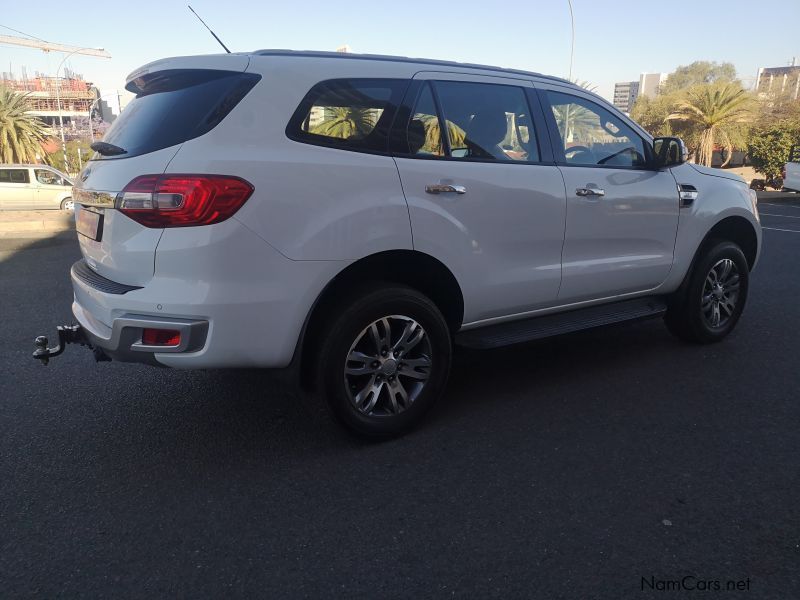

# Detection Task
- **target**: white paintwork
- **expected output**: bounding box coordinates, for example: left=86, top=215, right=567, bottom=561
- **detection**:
left=785, top=158, right=800, bottom=192
left=74, top=145, right=182, bottom=286
left=68, top=51, right=762, bottom=369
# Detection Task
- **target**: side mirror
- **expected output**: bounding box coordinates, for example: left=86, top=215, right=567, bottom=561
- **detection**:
left=653, top=137, right=688, bottom=168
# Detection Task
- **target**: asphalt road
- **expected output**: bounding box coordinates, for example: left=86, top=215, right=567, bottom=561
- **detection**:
left=2, top=199, right=799, bottom=598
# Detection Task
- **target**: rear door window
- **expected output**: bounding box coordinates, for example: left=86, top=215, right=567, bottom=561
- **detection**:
left=287, top=79, right=408, bottom=153
left=96, top=69, right=261, bottom=159
left=398, top=81, right=541, bottom=163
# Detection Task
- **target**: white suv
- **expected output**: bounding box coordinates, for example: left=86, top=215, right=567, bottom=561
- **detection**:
left=34, top=51, right=762, bottom=437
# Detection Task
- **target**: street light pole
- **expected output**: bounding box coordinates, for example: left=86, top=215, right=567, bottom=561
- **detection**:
left=567, top=0, right=575, bottom=82
left=54, top=46, right=106, bottom=173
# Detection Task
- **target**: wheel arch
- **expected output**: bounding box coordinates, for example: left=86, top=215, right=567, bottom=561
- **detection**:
left=295, top=249, right=464, bottom=391
left=701, top=215, right=759, bottom=269
left=671, top=215, right=759, bottom=305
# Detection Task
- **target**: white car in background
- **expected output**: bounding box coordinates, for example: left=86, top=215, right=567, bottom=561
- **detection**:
left=784, top=145, right=800, bottom=192
left=33, top=51, right=762, bottom=437
left=0, top=165, right=74, bottom=210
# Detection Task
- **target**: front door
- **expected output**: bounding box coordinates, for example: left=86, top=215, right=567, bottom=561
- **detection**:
left=539, top=87, right=680, bottom=303
left=33, top=168, right=69, bottom=208
left=392, top=74, right=566, bottom=325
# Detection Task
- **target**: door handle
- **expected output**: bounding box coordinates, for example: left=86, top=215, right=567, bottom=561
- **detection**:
left=575, top=187, right=605, bottom=197
left=425, top=183, right=467, bottom=195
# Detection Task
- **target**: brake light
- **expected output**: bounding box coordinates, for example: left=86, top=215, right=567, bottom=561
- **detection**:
left=117, top=174, right=253, bottom=227
left=142, top=328, right=181, bottom=346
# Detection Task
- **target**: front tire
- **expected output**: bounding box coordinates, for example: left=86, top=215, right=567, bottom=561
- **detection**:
left=60, top=197, right=74, bottom=211
left=665, top=240, right=749, bottom=343
left=316, top=284, right=452, bottom=438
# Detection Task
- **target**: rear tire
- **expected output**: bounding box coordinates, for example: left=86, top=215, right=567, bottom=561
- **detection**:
left=316, top=284, right=452, bottom=438
left=665, top=240, right=749, bottom=343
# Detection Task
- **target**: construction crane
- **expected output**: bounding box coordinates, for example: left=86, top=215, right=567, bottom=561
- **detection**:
left=0, top=34, right=111, bottom=58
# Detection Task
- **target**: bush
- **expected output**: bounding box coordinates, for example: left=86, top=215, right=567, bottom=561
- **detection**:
left=747, top=127, right=797, bottom=180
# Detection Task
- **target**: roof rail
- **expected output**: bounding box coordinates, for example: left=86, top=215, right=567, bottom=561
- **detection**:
left=251, top=49, right=571, bottom=85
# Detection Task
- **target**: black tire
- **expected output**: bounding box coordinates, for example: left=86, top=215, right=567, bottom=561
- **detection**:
left=316, top=284, right=452, bottom=438
left=665, top=240, right=749, bottom=343
left=60, top=197, right=74, bottom=211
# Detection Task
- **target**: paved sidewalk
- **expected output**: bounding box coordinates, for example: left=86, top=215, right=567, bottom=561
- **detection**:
left=0, top=210, right=74, bottom=235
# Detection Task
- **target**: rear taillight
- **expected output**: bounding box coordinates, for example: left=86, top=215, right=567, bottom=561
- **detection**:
left=117, top=174, right=253, bottom=228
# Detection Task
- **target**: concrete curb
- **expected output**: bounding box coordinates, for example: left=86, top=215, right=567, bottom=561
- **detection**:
left=0, top=211, right=74, bottom=234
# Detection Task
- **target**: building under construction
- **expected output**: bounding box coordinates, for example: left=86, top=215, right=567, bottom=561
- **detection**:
left=0, top=69, right=96, bottom=137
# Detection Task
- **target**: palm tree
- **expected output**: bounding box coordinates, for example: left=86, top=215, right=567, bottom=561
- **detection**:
left=310, top=106, right=378, bottom=139
left=667, top=82, right=754, bottom=167
left=0, top=87, right=50, bottom=163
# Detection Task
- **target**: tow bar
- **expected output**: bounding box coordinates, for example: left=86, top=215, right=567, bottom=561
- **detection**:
left=32, top=325, right=111, bottom=365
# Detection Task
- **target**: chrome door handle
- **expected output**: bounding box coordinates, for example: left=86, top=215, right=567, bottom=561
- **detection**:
left=425, top=184, right=467, bottom=195
left=575, top=187, right=605, bottom=197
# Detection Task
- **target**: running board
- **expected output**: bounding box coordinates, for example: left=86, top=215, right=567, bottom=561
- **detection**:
left=456, top=297, right=668, bottom=349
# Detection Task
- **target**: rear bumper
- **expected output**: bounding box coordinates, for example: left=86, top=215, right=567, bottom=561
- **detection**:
left=72, top=300, right=208, bottom=366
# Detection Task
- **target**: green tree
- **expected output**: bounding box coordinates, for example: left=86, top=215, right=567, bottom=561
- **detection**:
left=46, top=139, right=92, bottom=173
left=661, top=61, right=738, bottom=94
left=666, top=82, right=754, bottom=166
left=0, top=87, right=50, bottom=164
left=630, top=95, right=675, bottom=137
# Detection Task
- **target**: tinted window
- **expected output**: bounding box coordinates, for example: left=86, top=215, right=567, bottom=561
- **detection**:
left=547, top=91, right=646, bottom=167
left=288, top=79, right=407, bottom=153
left=427, top=81, right=539, bottom=162
left=406, top=84, right=444, bottom=156
left=97, top=69, right=261, bottom=159
left=0, top=169, right=30, bottom=184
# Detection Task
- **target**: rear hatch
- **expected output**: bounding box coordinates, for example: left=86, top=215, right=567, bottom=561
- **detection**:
left=74, top=55, right=258, bottom=286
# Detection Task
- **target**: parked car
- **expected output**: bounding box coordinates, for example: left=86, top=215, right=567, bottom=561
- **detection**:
left=783, top=144, right=800, bottom=192
left=0, top=164, right=74, bottom=210
left=33, top=51, right=762, bottom=437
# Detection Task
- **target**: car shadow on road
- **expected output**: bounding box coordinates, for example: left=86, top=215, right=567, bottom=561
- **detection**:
left=1, top=228, right=719, bottom=472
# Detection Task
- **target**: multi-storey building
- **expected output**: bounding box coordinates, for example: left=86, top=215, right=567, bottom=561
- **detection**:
left=0, top=71, right=96, bottom=136
left=756, top=61, right=800, bottom=100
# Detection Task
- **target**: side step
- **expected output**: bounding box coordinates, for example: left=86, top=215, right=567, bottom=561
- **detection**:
left=456, top=297, right=668, bottom=349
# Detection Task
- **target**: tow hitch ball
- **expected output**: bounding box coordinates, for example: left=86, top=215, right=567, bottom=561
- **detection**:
left=32, top=325, right=110, bottom=365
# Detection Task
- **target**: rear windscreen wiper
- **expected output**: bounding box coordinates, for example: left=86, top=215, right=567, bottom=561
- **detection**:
left=90, top=141, right=128, bottom=156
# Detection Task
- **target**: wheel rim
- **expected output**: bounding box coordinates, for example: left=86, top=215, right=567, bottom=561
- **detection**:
left=344, top=315, right=432, bottom=417
left=63, top=199, right=74, bottom=210
left=701, top=258, right=740, bottom=328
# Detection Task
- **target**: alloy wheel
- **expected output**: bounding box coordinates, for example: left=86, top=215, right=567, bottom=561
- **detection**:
left=344, top=315, right=432, bottom=416
left=701, top=258, right=740, bottom=328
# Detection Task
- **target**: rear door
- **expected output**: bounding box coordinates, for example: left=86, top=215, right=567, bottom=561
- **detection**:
left=75, top=56, right=256, bottom=286
left=0, top=168, right=34, bottom=209
left=538, top=85, right=680, bottom=303
left=391, top=73, right=566, bottom=324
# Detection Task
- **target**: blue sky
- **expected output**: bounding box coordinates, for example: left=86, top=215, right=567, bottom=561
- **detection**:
left=1, top=0, right=798, bottom=101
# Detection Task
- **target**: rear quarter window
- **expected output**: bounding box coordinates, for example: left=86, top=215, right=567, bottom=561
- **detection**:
left=95, top=69, right=261, bottom=160
left=0, top=169, right=30, bottom=183
left=287, top=79, right=409, bottom=153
